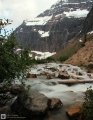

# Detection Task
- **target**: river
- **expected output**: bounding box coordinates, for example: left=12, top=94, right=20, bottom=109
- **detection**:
left=15, top=62, right=93, bottom=120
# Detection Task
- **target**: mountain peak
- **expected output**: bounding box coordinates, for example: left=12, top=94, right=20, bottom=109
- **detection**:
left=37, top=0, right=93, bottom=17
left=15, top=0, right=93, bottom=53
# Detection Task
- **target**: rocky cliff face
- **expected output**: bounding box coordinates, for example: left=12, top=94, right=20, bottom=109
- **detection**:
left=15, top=0, right=93, bottom=52
left=15, top=17, right=84, bottom=52
left=64, top=40, right=93, bottom=65
left=81, top=6, right=93, bottom=35
left=38, top=0, right=93, bottom=17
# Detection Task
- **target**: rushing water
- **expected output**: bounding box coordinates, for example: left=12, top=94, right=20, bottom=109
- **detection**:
left=15, top=62, right=93, bottom=120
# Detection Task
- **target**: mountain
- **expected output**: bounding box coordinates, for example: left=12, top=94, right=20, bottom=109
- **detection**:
left=80, top=5, right=93, bottom=35
left=51, top=5, right=93, bottom=66
left=15, top=0, right=93, bottom=53
left=64, top=39, right=93, bottom=66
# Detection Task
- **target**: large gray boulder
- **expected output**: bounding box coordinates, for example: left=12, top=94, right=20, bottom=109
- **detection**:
left=10, top=84, right=25, bottom=95
left=11, top=90, right=51, bottom=118
left=0, top=106, right=11, bottom=115
left=49, top=98, right=63, bottom=109
left=58, top=72, right=70, bottom=79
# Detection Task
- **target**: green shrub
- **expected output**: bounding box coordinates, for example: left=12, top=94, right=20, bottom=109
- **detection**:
left=80, top=86, right=93, bottom=120
left=81, top=34, right=87, bottom=47
left=30, top=57, right=55, bottom=64
left=0, top=19, right=32, bottom=84
left=58, top=55, right=69, bottom=62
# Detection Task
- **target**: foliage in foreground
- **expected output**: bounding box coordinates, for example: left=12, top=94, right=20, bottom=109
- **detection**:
left=0, top=19, right=32, bottom=84
left=80, top=86, right=93, bottom=120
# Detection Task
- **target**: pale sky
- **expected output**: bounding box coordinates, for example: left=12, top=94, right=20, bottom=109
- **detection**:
left=0, top=0, right=58, bottom=31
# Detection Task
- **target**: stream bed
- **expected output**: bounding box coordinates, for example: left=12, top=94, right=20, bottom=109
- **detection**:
left=16, top=62, right=93, bottom=120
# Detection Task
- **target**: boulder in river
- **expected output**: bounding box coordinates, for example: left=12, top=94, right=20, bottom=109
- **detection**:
left=26, top=73, right=37, bottom=78
left=46, top=73, right=55, bottom=79
left=66, top=105, right=82, bottom=120
left=49, top=98, right=63, bottom=109
left=11, top=90, right=51, bottom=118
left=0, top=106, right=11, bottom=115
left=58, top=72, right=70, bottom=79
left=10, top=84, right=25, bottom=95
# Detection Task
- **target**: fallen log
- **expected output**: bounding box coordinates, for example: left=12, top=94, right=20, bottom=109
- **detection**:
left=57, top=80, right=93, bottom=85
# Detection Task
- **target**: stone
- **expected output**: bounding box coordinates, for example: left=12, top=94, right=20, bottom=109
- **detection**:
left=71, top=76, right=77, bottom=80
left=46, top=73, right=55, bottom=79
left=0, top=85, right=11, bottom=93
left=11, top=90, right=51, bottom=118
left=44, top=118, right=53, bottom=120
left=10, top=84, right=25, bottom=95
left=0, top=106, right=11, bottom=115
left=0, top=93, right=14, bottom=107
left=66, top=105, right=82, bottom=119
left=26, top=73, right=37, bottom=78
left=59, top=65, right=62, bottom=67
left=78, top=72, right=83, bottom=76
left=50, top=67, right=59, bottom=72
left=58, top=72, right=70, bottom=79
left=88, top=62, right=93, bottom=68
left=49, top=98, right=63, bottom=109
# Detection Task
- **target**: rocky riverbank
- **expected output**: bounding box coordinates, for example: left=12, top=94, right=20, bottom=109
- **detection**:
left=0, top=63, right=93, bottom=120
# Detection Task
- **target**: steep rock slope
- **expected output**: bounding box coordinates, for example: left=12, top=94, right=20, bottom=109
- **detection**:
left=15, top=0, right=93, bottom=52
left=81, top=6, right=93, bottom=35
left=15, top=18, right=84, bottom=52
left=64, top=40, right=93, bottom=65
left=63, top=6, right=93, bottom=65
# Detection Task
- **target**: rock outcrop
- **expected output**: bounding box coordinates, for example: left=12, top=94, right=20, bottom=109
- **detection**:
left=14, top=0, right=93, bottom=52
left=64, top=41, right=93, bottom=66
left=26, top=73, right=37, bottom=78
left=49, top=98, right=63, bottom=109
left=11, top=90, right=51, bottom=118
left=58, top=72, right=70, bottom=79
left=0, top=106, right=11, bottom=115
left=81, top=6, right=93, bottom=35
left=66, top=105, right=82, bottom=120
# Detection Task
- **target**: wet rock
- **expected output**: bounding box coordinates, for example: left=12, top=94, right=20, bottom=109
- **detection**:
left=87, top=73, right=91, bottom=76
left=58, top=72, right=70, bottom=79
left=37, top=69, right=42, bottom=71
left=59, top=65, right=62, bottom=67
left=49, top=98, right=63, bottom=109
left=44, top=118, right=53, bottom=120
left=66, top=105, right=82, bottom=119
left=71, top=76, right=77, bottom=80
left=88, top=62, right=93, bottom=68
left=10, top=84, right=25, bottom=95
left=11, top=90, right=51, bottom=118
left=78, top=72, right=83, bottom=76
left=26, top=73, right=37, bottom=78
left=46, top=73, right=55, bottom=79
left=0, top=92, right=14, bottom=106
left=50, top=67, right=59, bottom=72
left=40, top=71, right=46, bottom=75
left=0, top=106, right=11, bottom=115
left=76, top=71, right=83, bottom=76
left=0, top=85, right=11, bottom=93
left=76, top=77, right=84, bottom=80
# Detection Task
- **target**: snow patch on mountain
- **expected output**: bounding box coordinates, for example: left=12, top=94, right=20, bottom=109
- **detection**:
left=31, top=51, right=56, bottom=59
left=64, top=9, right=89, bottom=18
left=38, top=30, right=50, bottom=38
left=88, top=31, right=93, bottom=34
left=15, top=48, right=56, bottom=60
left=63, top=3, right=79, bottom=5
left=25, top=16, right=52, bottom=26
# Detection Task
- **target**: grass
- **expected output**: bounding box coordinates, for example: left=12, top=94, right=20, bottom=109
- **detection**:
left=51, top=33, right=93, bottom=61
left=51, top=41, right=82, bottom=60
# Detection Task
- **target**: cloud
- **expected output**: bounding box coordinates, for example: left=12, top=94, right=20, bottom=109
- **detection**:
left=0, top=0, right=57, bottom=30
